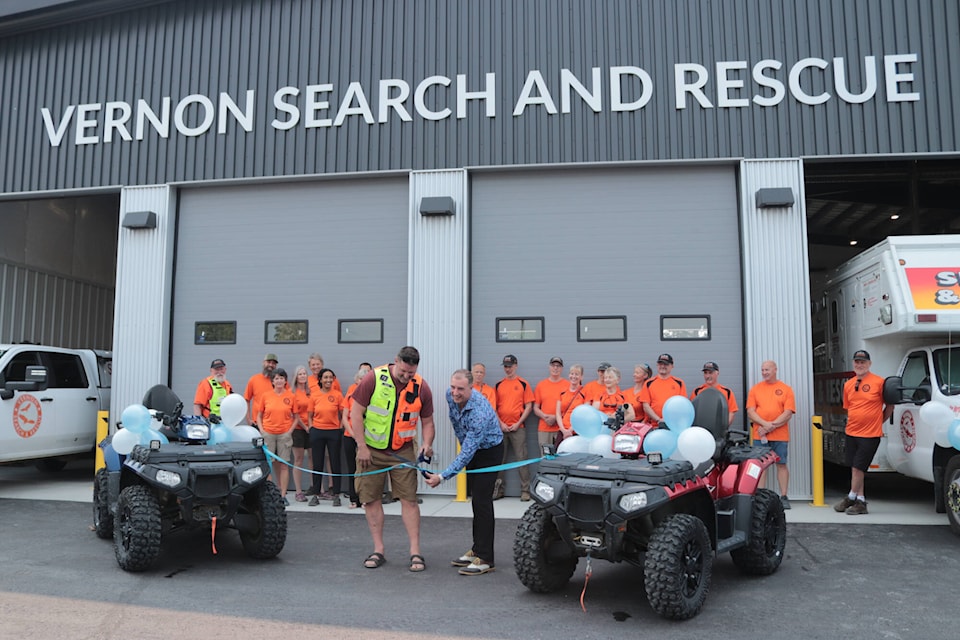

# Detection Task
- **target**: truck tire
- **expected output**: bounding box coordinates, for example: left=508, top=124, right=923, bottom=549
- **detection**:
left=945, top=456, right=960, bottom=536
left=644, top=514, right=712, bottom=620
left=730, top=488, right=787, bottom=575
left=513, top=503, right=578, bottom=593
left=239, top=480, right=287, bottom=559
left=113, top=484, right=162, bottom=572
left=92, top=468, right=113, bottom=539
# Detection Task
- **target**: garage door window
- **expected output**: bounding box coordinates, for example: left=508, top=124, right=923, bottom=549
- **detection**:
left=577, top=316, right=626, bottom=342
left=195, top=322, right=236, bottom=345
left=339, top=319, right=383, bottom=343
left=661, top=315, right=711, bottom=340
left=497, top=317, right=544, bottom=342
left=266, top=320, right=308, bottom=344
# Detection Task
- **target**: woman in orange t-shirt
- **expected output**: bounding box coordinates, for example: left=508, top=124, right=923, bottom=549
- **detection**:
left=592, top=366, right=636, bottom=421
left=257, top=369, right=296, bottom=503
left=556, top=364, right=586, bottom=442
left=622, top=363, right=653, bottom=421
left=307, top=368, right=345, bottom=507
left=290, top=366, right=313, bottom=502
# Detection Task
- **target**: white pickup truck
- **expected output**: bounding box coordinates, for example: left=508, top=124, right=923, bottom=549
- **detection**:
left=0, top=343, right=111, bottom=470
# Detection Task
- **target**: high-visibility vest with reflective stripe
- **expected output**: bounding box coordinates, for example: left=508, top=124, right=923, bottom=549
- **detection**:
left=363, top=365, right=423, bottom=450
left=206, top=377, right=230, bottom=416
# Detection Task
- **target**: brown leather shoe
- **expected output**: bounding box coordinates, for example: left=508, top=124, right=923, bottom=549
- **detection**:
left=834, top=496, right=856, bottom=512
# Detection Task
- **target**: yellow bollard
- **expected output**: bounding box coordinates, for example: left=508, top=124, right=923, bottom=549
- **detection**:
left=455, top=443, right=468, bottom=502
left=811, top=415, right=825, bottom=506
left=95, top=410, right=110, bottom=472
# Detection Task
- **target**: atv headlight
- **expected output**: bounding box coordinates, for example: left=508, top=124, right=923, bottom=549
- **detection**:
left=155, top=469, right=182, bottom=488
left=185, top=423, right=210, bottom=440
left=618, top=492, right=648, bottom=512
left=534, top=480, right=555, bottom=502
left=241, top=466, right=264, bottom=484
left=613, top=433, right=641, bottom=454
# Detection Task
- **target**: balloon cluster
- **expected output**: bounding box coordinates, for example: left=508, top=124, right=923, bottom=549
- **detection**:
left=919, top=402, right=960, bottom=450
left=556, top=396, right=718, bottom=465
left=110, top=393, right=261, bottom=456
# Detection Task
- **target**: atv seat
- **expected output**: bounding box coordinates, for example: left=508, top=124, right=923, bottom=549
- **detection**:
left=141, top=384, right=183, bottom=440
left=690, top=387, right=729, bottom=461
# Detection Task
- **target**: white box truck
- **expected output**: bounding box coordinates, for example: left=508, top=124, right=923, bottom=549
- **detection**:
left=1, top=343, right=111, bottom=471
left=812, top=235, right=960, bottom=533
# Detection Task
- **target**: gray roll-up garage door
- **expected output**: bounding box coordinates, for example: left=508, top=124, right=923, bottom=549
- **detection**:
left=470, top=166, right=743, bottom=495
left=170, top=177, right=408, bottom=403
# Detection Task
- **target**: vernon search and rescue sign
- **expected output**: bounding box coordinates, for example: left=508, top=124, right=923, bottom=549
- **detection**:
left=1, top=0, right=956, bottom=193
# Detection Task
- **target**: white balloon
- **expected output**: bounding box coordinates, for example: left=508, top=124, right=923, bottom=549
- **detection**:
left=230, top=424, right=262, bottom=442
left=219, top=393, right=248, bottom=427
left=677, top=426, right=716, bottom=465
left=111, top=428, right=140, bottom=455
left=933, top=420, right=953, bottom=449
left=588, top=433, right=618, bottom=458
left=919, top=401, right=955, bottom=431
left=557, top=435, right=589, bottom=454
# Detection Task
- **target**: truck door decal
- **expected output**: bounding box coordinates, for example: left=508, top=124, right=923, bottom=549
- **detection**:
left=12, top=394, right=42, bottom=438
left=899, top=410, right=916, bottom=453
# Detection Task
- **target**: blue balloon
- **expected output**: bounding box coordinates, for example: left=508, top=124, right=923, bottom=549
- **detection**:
left=662, top=395, right=695, bottom=433
left=643, top=429, right=678, bottom=458
left=208, top=425, right=231, bottom=445
left=571, top=404, right=604, bottom=439
left=948, top=419, right=960, bottom=451
left=120, top=404, right=152, bottom=434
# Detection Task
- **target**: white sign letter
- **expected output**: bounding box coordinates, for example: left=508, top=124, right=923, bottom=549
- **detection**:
left=884, top=53, right=920, bottom=102
left=674, top=63, right=711, bottom=109
left=513, top=70, right=558, bottom=116
left=716, top=61, right=749, bottom=108
left=611, top=66, right=653, bottom=111
left=378, top=79, right=412, bottom=122
left=174, top=94, right=216, bottom=136
left=103, top=102, right=132, bottom=143
left=74, top=103, right=101, bottom=145
left=40, top=105, right=75, bottom=147
left=752, top=60, right=785, bottom=107
left=457, top=73, right=496, bottom=118
left=136, top=98, right=170, bottom=139
left=561, top=68, right=602, bottom=113
left=305, top=84, right=333, bottom=128
left=833, top=56, right=877, bottom=104
left=272, top=86, right=301, bottom=130
left=414, top=76, right=452, bottom=121
left=334, top=82, right=376, bottom=126
left=789, top=57, right=830, bottom=105
left=218, top=90, right=255, bottom=133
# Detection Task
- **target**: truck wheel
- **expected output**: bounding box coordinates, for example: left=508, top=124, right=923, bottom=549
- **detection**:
left=644, top=514, right=712, bottom=620
left=513, top=503, right=578, bottom=593
left=730, top=488, right=787, bottom=575
left=92, top=468, right=114, bottom=539
left=113, top=484, right=162, bottom=572
left=239, top=480, right=287, bottom=559
left=945, top=456, right=960, bottom=536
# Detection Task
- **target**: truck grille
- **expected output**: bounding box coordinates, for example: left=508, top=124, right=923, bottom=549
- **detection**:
left=193, top=474, right=231, bottom=499
left=565, top=491, right=605, bottom=524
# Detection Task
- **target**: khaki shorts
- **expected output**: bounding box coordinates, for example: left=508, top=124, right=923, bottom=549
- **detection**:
left=262, top=431, right=293, bottom=462
left=355, top=443, right=419, bottom=505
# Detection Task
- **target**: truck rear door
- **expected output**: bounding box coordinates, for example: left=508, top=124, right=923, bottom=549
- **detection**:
left=39, top=350, right=100, bottom=455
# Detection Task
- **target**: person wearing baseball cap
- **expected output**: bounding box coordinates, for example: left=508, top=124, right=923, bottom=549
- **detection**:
left=533, top=357, right=567, bottom=449
left=245, top=353, right=280, bottom=425
left=690, top=361, right=738, bottom=427
left=582, top=361, right=613, bottom=404
left=493, top=354, right=534, bottom=501
left=639, top=354, right=687, bottom=424
left=193, top=358, right=233, bottom=418
left=834, top=349, right=892, bottom=515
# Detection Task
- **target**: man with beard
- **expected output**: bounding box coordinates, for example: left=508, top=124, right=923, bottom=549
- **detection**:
left=193, top=358, right=233, bottom=418
left=245, top=353, right=279, bottom=426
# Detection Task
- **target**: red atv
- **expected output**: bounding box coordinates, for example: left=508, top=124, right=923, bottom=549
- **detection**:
left=514, top=388, right=786, bottom=620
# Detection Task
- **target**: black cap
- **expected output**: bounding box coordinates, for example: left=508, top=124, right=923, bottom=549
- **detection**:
left=210, top=358, right=226, bottom=369
left=502, top=354, right=518, bottom=366
left=597, top=362, right=612, bottom=371
left=549, top=356, right=563, bottom=366
left=657, top=354, right=674, bottom=365
left=702, top=361, right=719, bottom=372
left=852, top=350, right=871, bottom=361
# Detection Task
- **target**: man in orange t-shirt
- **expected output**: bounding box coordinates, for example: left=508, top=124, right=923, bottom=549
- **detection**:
left=640, top=354, right=687, bottom=424
left=471, top=363, right=497, bottom=410
left=746, top=360, right=795, bottom=509
left=834, top=350, right=893, bottom=515
left=581, top=362, right=610, bottom=404
left=690, top=361, right=739, bottom=427
left=245, top=353, right=278, bottom=425
left=534, top=357, right=567, bottom=447
left=494, top=354, right=534, bottom=501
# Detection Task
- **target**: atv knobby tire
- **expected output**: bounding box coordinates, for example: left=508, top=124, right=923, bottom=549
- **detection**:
left=644, top=514, right=712, bottom=620
left=93, top=467, right=113, bottom=539
left=114, top=484, right=162, bottom=572
left=730, top=488, right=787, bottom=574
left=513, top=503, right=578, bottom=593
left=239, top=480, right=287, bottom=559
left=945, top=456, right=960, bottom=537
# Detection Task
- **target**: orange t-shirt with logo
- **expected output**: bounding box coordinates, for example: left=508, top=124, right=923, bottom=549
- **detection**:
left=311, top=389, right=345, bottom=430
left=495, top=377, right=535, bottom=425
left=639, top=376, right=688, bottom=419
left=534, top=378, right=567, bottom=432
left=292, top=388, right=311, bottom=429
left=594, top=390, right=628, bottom=416
left=581, top=380, right=605, bottom=404
left=245, top=374, right=274, bottom=421
left=622, top=387, right=644, bottom=419
left=746, top=380, right=796, bottom=441
left=259, top=389, right=296, bottom=435
left=843, top=372, right=885, bottom=438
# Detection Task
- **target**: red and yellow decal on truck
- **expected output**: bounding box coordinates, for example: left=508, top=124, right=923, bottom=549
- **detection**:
left=904, top=268, right=960, bottom=310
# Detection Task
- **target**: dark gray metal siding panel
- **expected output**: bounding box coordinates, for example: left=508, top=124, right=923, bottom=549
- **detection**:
left=1, top=0, right=958, bottom=192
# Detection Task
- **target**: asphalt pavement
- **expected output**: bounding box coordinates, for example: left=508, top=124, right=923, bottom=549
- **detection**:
left=0, top=461, right=956, bottom=639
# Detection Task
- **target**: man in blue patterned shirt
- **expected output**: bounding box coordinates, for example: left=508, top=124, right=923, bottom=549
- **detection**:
left=426, top=369, right=504, bottom=575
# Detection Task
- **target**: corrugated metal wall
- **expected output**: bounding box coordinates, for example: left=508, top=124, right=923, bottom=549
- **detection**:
left=0, top=261, right=113, bottom=348
left=408, top=169, right=468, bottom=495
left=111, top=185, right=175, bottom=429
left=1, top=0, right=957, bottom=192
left=740, top=158, right=813, bottom=499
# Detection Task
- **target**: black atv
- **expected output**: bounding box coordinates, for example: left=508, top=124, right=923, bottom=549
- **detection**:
left=93, top=385, right=287, bottom=571
left=513, top=388, right=786, bottom=620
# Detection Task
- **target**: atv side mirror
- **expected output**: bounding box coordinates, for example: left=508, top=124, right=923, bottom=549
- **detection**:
left=541, top=443, right=557, bottom=457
